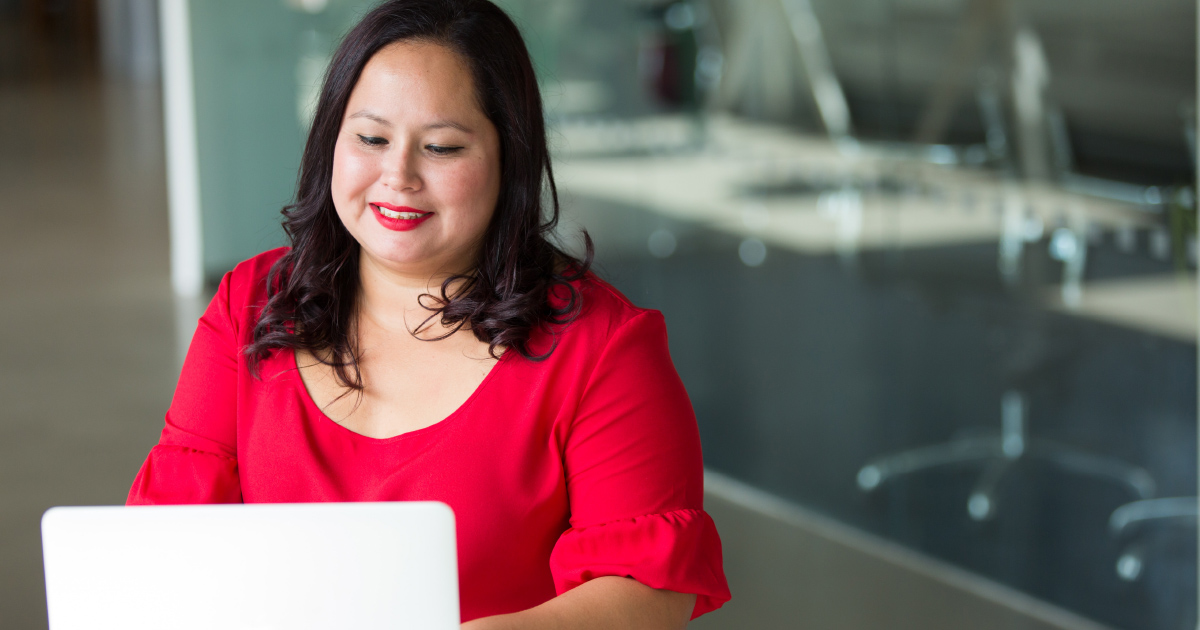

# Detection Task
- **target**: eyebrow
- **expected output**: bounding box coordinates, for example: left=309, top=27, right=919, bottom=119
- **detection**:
left=347, top=110, right=473, bottom=134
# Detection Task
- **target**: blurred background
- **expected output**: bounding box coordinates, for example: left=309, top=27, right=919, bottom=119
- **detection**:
left=0, top=0, right=1196, bottom=628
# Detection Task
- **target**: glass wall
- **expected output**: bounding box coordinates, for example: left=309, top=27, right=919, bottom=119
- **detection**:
left=183, top=1, right=1197, bottom=628
left=529, top=1, right=1197, bottom=627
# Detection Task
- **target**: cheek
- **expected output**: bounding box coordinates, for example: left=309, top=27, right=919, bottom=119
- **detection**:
left=331, top=142, right=377, bottom=208
left=440, top=158, right=501, bottom=222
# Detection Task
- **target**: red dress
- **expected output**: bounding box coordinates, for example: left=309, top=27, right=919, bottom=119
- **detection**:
left=127, top=248, right=730, bottom=622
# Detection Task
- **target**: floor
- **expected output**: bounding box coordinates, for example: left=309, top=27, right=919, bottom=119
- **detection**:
left=0, top=75, right=176, bottom=629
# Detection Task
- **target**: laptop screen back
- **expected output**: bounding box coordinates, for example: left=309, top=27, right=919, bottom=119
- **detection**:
left=41, top=502, right=459, bottom=630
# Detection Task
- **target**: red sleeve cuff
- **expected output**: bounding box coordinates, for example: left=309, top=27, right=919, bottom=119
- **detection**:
left=126, top=444, right=243, bottom=505
left=549, top=508, right=731, bottom=619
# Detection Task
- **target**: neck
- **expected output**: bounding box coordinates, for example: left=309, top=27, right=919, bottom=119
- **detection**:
left=356, top=254, right=471, bottom=335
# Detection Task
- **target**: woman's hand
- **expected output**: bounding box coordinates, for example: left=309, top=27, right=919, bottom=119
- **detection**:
left=461, top=576, right=695, bottom=630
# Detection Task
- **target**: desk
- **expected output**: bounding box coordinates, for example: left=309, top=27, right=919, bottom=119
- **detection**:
left=554, top=115, right=1195, bottom=341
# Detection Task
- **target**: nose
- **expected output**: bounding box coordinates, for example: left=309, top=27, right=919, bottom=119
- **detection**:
left=382, top=143, right=422, bottom=193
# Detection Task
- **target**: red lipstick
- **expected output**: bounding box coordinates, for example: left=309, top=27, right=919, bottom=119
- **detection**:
left=370, top=203, right=433, bottom=231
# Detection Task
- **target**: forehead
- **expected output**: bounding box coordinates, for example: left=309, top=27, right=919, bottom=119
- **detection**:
left=347, top=40, right=481, bottom=120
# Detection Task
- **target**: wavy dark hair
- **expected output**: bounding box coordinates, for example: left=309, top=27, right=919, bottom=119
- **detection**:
left=245, top=0, right=592, bottom=388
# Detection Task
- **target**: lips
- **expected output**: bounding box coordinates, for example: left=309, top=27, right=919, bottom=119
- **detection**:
left=370, top=203, right=433, bottom=232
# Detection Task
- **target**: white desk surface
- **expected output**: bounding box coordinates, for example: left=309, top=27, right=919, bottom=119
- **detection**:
left=554, top=115, right=1197, bottom=342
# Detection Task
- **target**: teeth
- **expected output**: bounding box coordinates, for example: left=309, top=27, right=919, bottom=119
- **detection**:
left=376, top=206, right=426, bottom=220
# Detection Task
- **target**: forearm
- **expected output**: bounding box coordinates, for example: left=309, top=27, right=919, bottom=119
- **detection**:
left=462, top=576, right=695, bottom=630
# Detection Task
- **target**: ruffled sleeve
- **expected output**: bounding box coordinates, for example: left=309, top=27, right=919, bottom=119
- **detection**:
left=550, top=509, right=728, bottom=618
left=551, top=308, right=730, bottom=619
left=127, top=265, right=246, bottom=505
left=127, top=445, right=241, bottom=504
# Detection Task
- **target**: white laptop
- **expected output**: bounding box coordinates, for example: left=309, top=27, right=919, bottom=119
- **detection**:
left=41, top=502, right=459, bottom=630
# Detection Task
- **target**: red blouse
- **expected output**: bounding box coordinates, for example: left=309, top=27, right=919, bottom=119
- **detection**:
left=127, top=248, right=730, bottom=622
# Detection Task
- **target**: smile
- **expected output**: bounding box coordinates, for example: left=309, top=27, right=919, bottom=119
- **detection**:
left=370, top=203, right=434, bottom=232
left=377, top=206, right=426, bottom=220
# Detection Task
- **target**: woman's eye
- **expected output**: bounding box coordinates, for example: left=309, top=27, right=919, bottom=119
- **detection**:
left=356, top=134, right=387, bottom=147
left=426, top=145, right=463, bottom=156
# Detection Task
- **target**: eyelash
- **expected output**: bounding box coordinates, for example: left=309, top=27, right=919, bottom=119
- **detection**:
left=357, top=134, right=387, bottom=147
left=355, top=134, right=462, bottom=156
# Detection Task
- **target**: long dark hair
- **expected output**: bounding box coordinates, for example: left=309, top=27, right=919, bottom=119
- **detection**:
left=245, top=0, right=592, bottom=388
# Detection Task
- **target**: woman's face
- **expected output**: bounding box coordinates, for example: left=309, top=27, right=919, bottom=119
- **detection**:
left=331, top=40, right=501, bottom=279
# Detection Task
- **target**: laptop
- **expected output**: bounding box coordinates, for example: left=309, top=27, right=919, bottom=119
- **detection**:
left=41, top=502, right=459, bottom=630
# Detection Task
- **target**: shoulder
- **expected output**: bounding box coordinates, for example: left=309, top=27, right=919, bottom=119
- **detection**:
left=533, top=272, right=667, bottom=364
left=569, top=272, right=660, bottom=339
left=212, top=247, right=290, bottom=336
left=221, top=247, right=290, bottom=307
left=226, top=246, right=289, bottom=291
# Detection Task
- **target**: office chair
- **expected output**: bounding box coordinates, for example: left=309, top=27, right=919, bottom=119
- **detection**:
left=856, top=189, right=1156, bottom=520
left=1109, top=496, right=1197, bottom=581
left=857, top=389, right=1156, bottom=520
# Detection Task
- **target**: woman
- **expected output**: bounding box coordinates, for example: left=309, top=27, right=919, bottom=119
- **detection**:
left=128, top=0, right=730, bottom=626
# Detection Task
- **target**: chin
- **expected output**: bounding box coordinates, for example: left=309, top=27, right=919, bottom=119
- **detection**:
left=361, top=242, right=455, bottom=275
left=364, top=244, right=430, bottom=267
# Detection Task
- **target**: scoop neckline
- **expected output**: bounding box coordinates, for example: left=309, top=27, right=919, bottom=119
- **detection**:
left=288, top=346, right=512, bottom=444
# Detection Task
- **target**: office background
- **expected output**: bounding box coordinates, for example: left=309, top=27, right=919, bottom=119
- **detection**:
left=0, top=0, right=1196, bottom=628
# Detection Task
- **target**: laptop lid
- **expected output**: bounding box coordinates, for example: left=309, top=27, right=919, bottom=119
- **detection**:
left=41, top=502, right=459, bottom=630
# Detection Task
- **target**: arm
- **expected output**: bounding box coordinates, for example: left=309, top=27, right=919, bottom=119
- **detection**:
left=127, top=269, right=244, bottom=504
left=467, top=308, right=726, bottom=628
left=462, top=577, right=695, bottom=630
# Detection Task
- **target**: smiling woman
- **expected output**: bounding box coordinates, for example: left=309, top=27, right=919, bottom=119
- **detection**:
left=125, top=1, right=730, bottom=627
left=297, top=39, right=510, bottom=447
